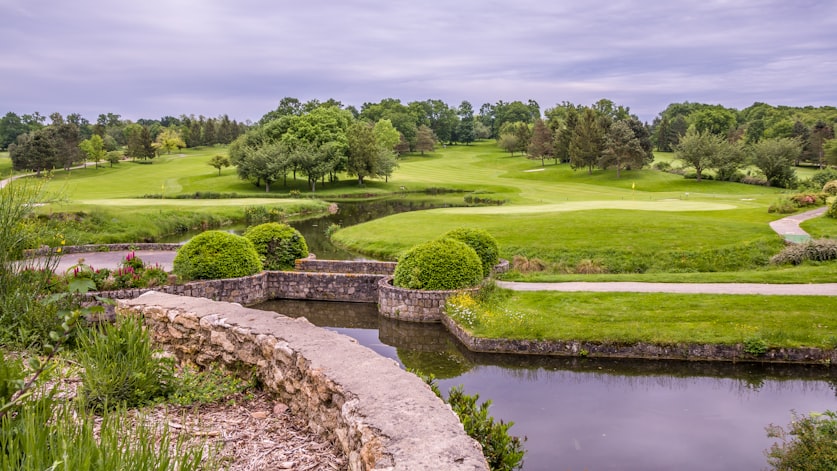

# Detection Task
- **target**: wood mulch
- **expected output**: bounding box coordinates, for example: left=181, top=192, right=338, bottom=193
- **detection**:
left=140, top=391, right=348, bottom=470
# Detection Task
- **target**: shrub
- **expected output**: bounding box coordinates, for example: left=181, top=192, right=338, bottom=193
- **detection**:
left=828, top=198, right=837, bottom=219
left=511, top=255, right=547, bottom=273
left=768, top=198, right=799, bottom=214
left=243, top=222, right=309, bottom=271
left=766, top=410, right=837, bottom=470
left=810, top=168, right=837, bottom=188
left=78, top=315, right=175, bottom=412
left=415, top=372, right=526, bottom=471
left=442, top=227, right=500, bottom=277
left=173, top=231, right=262, bottom=280
left=770, top=239, right=837, bottom=265
left=393, top=239, right=483, bottom=290
left=822, top=180, right=837, bottom=196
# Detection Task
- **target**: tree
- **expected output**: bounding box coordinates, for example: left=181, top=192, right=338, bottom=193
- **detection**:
left=415, top=125, right=436, bottom=155
left=527, top=119, right=553, bottom=166
left=689, top=107, right=737, bottom=137
left=125, top=124, right=155, bottom=160
left=553, top=106, right=578, bottom=164
left=209, top=154, right=231, bottom=176
left=601, top=120, right=645, bottom=178
left=673, top=127, right=725, bottom=182
left=79, top=134, right=106, bottom=169
left=373, top=119, right=401, bottom=151
left=497, top=133, right=519, bottom=155
left=155, top=128, right=186, bottom=154
left=291, top=143, right=340, bottom=192
left=0, top=112, right=27, bottom=150
left=750, top=137, right=801, bottom=188
left=569, top=108, right=604, bottom=174
left=457, top=101, right=476, bottom=145
left=106, top=150, right=122, bottom=167
left=807, top=121, right=834, bottom=168
left=9, top=131, right=56, bottom=176
left=346, top=122, right=380, bottom=185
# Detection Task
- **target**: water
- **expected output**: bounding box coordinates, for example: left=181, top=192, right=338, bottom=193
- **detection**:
left=254, top=299, right=837, bottom=471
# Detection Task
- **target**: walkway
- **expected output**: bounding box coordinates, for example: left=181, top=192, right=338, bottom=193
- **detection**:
left=768, top=206, right=826, bottom=243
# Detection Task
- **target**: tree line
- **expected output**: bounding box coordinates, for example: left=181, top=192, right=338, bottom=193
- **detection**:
left=3, top=98, right=835, bottom=189
left=1, top=111, right=248, bottom=174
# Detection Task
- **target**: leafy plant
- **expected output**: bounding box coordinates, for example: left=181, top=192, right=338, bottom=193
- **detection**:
left=442, top=227, right=500, bottom=277
left=168, top=364, right=254, bottom=406
left=173, top=230, right=262, bottom=280
left=770, top=239, right=837, bottom=265
left=415, top=372, right=526, bottom=471
left=243, top=222, right=309, bottom=270
left=78, top=315, right=175, bottom=412
left=393, top=239, right=483, bottom=290
left=766, top=410, right=837, bottom=470
left=743, top=336, right=768, bottom=356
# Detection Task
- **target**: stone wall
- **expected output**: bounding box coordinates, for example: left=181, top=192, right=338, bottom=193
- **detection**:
left=377, top=277, right=479, bottom=323
left=296, top=258, right=396, bottom=276
left=268, top=271, right=385, bottom=303
left=120, top=292, right=488, bottom=471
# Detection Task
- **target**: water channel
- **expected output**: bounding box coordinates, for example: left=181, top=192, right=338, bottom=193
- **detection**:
left=253, top=299, right=837, bottom=471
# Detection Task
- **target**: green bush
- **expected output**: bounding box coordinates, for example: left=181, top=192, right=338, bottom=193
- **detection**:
left=766, top=410, right=837, bottom=470
left=828, top=198, right=837, bottom=219
left=810, top=168, right=837, bottom=189
left=173, top=230, right=262, bottom=280
left=822, top=180, right=837, bottom=196
left=393, top=239, right=483, bottom=290
left=442, top=227, right=500, bottom=277
left=770, top=239, right=837, bottom=265
left=243, top=222, right=309, bottom=270
left=78, top=315, right=175, bottom=412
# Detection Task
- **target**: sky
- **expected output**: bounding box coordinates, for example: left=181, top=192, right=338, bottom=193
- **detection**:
left=1, top=0, right=835, bottom=124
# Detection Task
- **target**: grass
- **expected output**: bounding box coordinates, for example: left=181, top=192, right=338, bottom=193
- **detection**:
left=452, top=290, right=837, bottom=349
left=0, top=151, right=10, bottom=176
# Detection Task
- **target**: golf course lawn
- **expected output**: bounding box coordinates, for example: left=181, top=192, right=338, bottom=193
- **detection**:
left=450, top=290, right=837, bottom=348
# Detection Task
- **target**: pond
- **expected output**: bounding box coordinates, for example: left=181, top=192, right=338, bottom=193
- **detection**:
left=253, top=299, right=837, bottom=471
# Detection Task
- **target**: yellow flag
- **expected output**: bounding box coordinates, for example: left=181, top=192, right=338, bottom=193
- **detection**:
left=632, top=182, right=636, bottom=190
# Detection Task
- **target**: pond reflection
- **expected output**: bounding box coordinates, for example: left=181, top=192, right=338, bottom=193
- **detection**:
left=253, top=299, right=837, bottom=471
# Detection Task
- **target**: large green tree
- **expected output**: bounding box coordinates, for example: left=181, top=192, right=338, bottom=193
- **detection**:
left=601, top=120, right=645, bottom=178
left=527, top=119, right=553, bottom=166
left=749, top=137, right=802, bottom=188
left=673, top=128, right=726, bottom=182
left=79, top=134, right=106, bottom=169
left=569, top=108, right=604, bottom=174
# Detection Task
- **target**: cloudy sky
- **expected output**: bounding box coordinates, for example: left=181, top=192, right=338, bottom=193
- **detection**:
left=2, top=0, right=835, bottom=123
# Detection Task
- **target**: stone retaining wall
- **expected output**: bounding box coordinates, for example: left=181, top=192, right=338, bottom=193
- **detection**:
left=120, top=292, right=488, bottom=471
left=296, top=259, right=396, bottom=275
left=269, top=271, right=385, bottom=303
left=377, top=277, right=479, bottom=323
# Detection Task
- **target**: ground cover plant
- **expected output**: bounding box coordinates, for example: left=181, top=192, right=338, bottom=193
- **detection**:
left=445, top=289, right=837, bottom=349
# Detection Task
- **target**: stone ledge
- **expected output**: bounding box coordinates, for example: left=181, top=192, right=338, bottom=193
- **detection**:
left=377, top=277, right=480, bottom=323
left=119, top=292, right=488, bottom=471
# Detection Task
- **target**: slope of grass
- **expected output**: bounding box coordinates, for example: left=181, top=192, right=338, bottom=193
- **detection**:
left=0, top=151, right=10, bottom=176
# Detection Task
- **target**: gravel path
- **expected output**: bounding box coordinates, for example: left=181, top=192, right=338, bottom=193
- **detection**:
left=768, top=206, right=827, bottom=242
left=496, top=281, right=837, bottom=295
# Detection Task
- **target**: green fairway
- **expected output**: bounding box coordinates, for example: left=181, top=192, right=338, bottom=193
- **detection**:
left=451, top=290, right=837, bottom=349
left=0, top=151, right=10, bottom=176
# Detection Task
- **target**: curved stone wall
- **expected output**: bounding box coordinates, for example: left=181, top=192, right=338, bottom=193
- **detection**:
left=120, top=292, right=488, bottom=471
left=377, top=277, right=479, bottom=323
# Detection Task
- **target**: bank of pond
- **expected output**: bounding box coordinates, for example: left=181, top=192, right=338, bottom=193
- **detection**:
left=255, top=299, right=837, bottom=471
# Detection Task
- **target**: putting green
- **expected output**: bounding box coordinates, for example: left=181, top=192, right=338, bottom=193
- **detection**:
left=435, top=200, right=736, bottom=215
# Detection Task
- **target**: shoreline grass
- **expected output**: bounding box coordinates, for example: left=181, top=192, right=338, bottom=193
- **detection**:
left=451, top=290, right=837, bottom=349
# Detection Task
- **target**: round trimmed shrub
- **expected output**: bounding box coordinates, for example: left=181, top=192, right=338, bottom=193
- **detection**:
left=441, top=227, right=500, bottom=277
left=829, top=198, right=837, bottom=219
left=393, top=239, right=483, bottom=290
left=173, top=231, right=262, bottom=280
left=823, top=180, right=837, bottom=196
left=243, top=222, right=309, bottom=270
